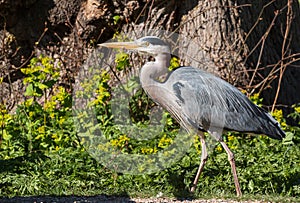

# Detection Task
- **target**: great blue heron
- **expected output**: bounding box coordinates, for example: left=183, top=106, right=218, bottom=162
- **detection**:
left=99, top=36, right=286, bottom=196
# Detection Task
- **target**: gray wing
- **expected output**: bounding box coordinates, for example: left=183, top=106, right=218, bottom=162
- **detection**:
left=158, top=67, right=285, bottom=140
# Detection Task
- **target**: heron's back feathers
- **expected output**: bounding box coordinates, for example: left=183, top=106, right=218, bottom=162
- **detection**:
left=157, top=66, right=286, bottom=140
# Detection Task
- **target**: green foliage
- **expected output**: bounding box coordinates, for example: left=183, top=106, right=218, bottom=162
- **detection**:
left=21, top=56, right=59, bottom=97
left=113, top=15, right=121, bottom=25
left=1, top=55, right=76, bottom=158
left=0, top=54, right=300, bottom=201
left=115, top=52, right=130, bottom=71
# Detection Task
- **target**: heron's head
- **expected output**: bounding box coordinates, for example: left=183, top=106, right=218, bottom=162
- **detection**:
left=99, top=36, right=171, bottom=55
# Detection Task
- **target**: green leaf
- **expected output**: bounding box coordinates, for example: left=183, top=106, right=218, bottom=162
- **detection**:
left=113, top=15, right=121, bottom=25
left=2, top=130, right=12, bottom=140
left=40, top=142, right=49, bottom=148
left=248, top=179, right=254, bottom=192
left=282, top=132, right=294, bottom=145
left=25, top=83, right=34, bottom=96
left=115, top=52, right=129, bottom=71
left=124, top=76, right=139, bottom=92
left=36, top=82, right=49, bottom=90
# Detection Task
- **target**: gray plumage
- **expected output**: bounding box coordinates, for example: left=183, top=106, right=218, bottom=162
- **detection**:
left=148, top=66, right=285, bottom=140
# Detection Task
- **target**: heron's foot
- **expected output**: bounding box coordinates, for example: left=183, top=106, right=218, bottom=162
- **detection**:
left=190, top=184, right=197, bottom=193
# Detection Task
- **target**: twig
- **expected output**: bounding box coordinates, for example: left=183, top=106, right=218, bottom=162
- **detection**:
left=248, top=10, right=279, bottom=89
left=271, top=0, right=293, bottom=112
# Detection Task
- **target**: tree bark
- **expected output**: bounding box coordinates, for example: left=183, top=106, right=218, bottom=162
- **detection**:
left=118, top=0, right=300, bottom=121
left=178, top=0, right=300, bottom=121
left=0, top=0, right=299, bottom=121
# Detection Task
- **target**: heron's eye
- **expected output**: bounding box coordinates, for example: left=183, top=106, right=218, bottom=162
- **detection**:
left=143, top=41, right=150, bottom=47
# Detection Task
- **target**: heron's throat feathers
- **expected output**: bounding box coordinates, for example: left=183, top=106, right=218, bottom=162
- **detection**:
left=140, top=53, right=171, bottom=86
left=155, top=53, right=171, bottom=68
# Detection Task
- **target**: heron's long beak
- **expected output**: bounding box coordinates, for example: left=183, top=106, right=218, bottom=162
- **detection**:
left=99, top=41, right=140, bottom=50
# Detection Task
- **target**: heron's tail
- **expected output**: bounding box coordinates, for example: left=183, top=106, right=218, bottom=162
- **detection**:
left=262, top=112, right=286, bottom=140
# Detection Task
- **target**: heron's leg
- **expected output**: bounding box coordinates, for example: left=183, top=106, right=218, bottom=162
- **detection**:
left=219, top=141, right=242, bottom=197
left=190, top=131, right=208, bottom=192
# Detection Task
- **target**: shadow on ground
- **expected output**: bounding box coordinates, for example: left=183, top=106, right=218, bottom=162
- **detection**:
left=0, top=195, right=133, bottom=203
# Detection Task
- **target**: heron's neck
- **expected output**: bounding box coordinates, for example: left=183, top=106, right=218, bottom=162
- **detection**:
left=140, top=53, right=171, bottom=87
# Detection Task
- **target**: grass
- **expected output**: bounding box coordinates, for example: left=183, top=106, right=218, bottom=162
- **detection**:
left=0, top=135, right=299, bottom=201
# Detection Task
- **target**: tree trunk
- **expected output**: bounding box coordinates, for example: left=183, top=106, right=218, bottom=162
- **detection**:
left=0, top=0, right=299, bottom=122
left=119, top=0, right=300, bottom=121
left=178, top=0, right=300, bottom=121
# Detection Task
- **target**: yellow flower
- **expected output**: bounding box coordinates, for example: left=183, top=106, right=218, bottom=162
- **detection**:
left=37, top=126, right=45, bottom=134
left=141, top=147, right=154, bottom=154
left=58, top=116, right=65, bottom=126
left=228, top=135, right=235, bottom=141
left=91, top=85, right=110, bottom=106
left=44, top=100, right=56, bottom=111
left=29, top=111, right=35, bottom=118
left=252, top=93, right=260, bottom=101
left=52, top=133, right=61, bottom=143
left=240, top=89, right=247, bottom=94
left=231, top=145, right=237, bottom=150
left=119, top=135, right=130, bottom=143
left=193, top=135, right=201, bottom=154
left=272, top=109, right=283, bottom=121
left=0, top=112, right=12, bottom=126
left=110, top=135, right=130, bottom=147
left=110, top=139, right=119, bottom=147
left=169, top=57, right=180, bottom=70
left=0, top=107, right=6, bottom=114
left=23, top=77, right=34, bottom=84
left=24, top=98, right=34, bottom=107
left=158, top=134, right=173, bottom=148
left=35, top=134, right=44, bottom=140
left=294, top=106, right=300, bottom=114
left=216, top=145, right=223, bottom=152
left=49, top=112, right=55, bottom=119
left=80, top=137, right=86, bottom=145
left=101, top=71, right=110, bottom=83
